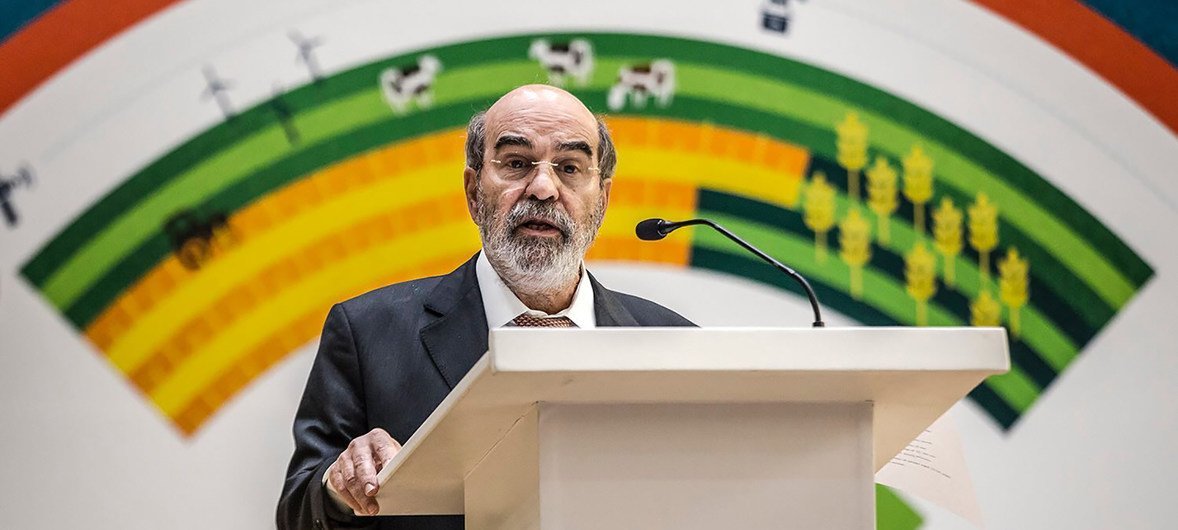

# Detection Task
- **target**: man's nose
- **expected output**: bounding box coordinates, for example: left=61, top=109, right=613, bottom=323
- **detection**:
left=525, top=164, right=560, bottom=201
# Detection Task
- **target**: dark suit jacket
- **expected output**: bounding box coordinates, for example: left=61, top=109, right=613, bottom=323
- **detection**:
left=277, top=254, right=694, bottom=530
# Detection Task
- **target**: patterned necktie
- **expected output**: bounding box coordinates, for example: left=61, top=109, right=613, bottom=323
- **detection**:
left=511, top=314, right=577, bottom=328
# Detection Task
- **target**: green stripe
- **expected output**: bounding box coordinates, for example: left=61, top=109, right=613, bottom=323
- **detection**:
left=877, top=485, right=922, bottom=530
left=59, top=101, right=489, bottom=327
left=696, top=189, right=1073, bottom=391
left=586, top=33, right=1153, bottom=287
left=674, top=64, right=1137, bottom=308
left=22, top=32, right=1151, bottom=298
left=36, top=62, right=552, bottom=310
left=812, top=189, right=1082, bottom=370
left=27, top=46, right=1145, bottom=310
left=682, top=105, right=1114, bottom=334
left=25, top=42, right=1145, bottom=332
left=691, top=229, right=1040, bottom=415
left=46, top=89, right=1117, bottom=352
left=697, top=186, right=1082, bottom=364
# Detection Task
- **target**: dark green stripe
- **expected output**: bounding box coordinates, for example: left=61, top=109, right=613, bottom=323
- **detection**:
left=698, top=176, right=1097, bottom=349
left=61, top=100, right=485, bottom=328
left=582, top=33, right=1153, bottom=287
left=968, top=382, right=1020, bottom=430
left=696, top=190, right=1061, bottom=390
left=22, top=32, right=1153, bottom=291
left=691, top=246, right=894, bottom=326
left=806, top=156, right=1110, bottom=336
left=627, top=98, right=1120, bottom=325
left=691, top=245, right=1026, bottom=430
left=18, top=39, right=529, bottom=287
left=54, top=89, right=1116, bottom=351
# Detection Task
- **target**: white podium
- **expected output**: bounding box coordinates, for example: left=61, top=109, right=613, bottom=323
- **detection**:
left=373, top=327, right=1009, bottom=529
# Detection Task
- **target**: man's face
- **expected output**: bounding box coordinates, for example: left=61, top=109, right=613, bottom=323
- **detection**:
left=464, top=86, right=612, bottom=291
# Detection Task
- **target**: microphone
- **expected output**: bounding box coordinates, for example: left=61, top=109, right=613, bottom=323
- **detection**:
left=635, top=217, right=825, bottom=327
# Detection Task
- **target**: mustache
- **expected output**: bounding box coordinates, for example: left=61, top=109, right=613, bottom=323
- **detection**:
left=505, top=200, right=573, bottom=238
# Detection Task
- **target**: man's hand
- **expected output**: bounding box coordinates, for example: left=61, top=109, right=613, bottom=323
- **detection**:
left=326, top=428, right=401, bottom=516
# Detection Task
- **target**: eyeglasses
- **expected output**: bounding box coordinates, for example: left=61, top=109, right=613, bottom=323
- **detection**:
left=489, top=156, right=600, bottom=184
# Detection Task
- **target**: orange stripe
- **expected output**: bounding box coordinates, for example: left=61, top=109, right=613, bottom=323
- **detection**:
left=0, top=0, right=182, bottom=117
left=973, top=0, right=1178, bottom=135
left=126, top=192, right=471, bottom=395
left=171, top=252, right=473, bottom=435
left=124, top=177, right=692, bottom=395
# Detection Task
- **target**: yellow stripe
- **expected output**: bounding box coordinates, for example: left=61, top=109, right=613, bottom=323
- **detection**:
left=106, top=161, right=464, bottom=373
left=620, top=148, right=805, bottom=208
left=153, top=223, right=481, bottom=414
left=80, top=117, right=813, bottom=433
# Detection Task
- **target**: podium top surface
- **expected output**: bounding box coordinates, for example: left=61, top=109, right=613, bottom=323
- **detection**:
left=373, top=327, right=1009, bottom=515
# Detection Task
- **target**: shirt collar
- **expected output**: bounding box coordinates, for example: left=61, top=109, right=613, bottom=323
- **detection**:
left=476, top=251, right=596, bottom=329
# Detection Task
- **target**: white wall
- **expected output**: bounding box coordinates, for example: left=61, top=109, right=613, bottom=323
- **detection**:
left=1, top=1, right=1175, bottom=528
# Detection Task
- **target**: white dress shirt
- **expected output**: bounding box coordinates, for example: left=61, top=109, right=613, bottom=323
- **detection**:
left=475, top=251, right=596, bottom=328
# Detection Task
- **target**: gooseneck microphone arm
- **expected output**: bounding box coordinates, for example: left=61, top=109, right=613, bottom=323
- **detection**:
left=636, top=218, right=825, bottom=328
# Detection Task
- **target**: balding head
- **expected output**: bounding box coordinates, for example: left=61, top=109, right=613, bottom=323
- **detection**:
left=485, top=84, right=596, bottom=134
left=465, top=85, right=617, bottom=180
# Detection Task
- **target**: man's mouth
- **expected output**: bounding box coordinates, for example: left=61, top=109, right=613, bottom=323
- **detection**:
left=515, top=217, right=565, bottom=237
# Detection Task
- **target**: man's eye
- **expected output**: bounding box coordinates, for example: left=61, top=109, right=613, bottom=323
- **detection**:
left=561, top=164, right=581, bottom=175
left=508, top=159, right=529, bottom=169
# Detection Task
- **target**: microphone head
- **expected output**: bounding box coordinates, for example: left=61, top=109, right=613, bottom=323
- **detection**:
left=635, top=218, right=669, bottom=241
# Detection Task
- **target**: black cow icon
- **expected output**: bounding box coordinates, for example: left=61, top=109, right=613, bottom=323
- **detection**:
left=164, top=209, right=236, bottom=270
left=379, top=55, right=443, bottom=114
left=529, top=38, right=594, bottom=87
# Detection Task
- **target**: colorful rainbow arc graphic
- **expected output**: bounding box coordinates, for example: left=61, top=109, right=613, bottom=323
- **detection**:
left=19, top=34, right=1153, bottom=442
left=4, top=0, right=1176, bottom=135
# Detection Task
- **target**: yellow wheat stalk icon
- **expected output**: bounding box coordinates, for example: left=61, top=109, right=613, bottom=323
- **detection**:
left=968, top=192, right=999, bottom=286
left=971, top=290, right=1002, bottom=327
left=932, top=197, right=964, bottom=287
left=905, top=241, right=938, bottom=326
left=902, top=145, right=934, bottom=237
left=803, top=171, right=837, bottom=263
left=839, top=208, right=872, bottom=299
left=866, top=156, right=899, bottom=245
left=836, top=112, right=868, bottom=202
left=998, top=247, right=1030, bottom=338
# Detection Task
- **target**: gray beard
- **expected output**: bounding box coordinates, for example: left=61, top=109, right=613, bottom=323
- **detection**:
left=475, top=185, right=605, bottom=296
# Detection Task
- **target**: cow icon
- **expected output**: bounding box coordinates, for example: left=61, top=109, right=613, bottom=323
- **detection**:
left=607, top=60, right=676, bottom=111
left=164, top=209, right=235, bottom=270
left=529, top=38, right=595, bottom=87
left=379, top=55, right=443, bottom=114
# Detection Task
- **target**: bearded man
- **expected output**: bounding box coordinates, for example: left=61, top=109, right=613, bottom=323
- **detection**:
left=277, top=85, right=693, bottom=530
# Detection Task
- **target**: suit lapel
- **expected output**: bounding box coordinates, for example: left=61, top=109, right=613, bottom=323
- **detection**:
left=590, top=272, right=639, bottom=327
left=420, top=254, right=489, bottom=389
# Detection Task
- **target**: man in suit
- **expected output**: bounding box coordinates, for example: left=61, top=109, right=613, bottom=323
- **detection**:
left=277, top=85, right=693, bottom=530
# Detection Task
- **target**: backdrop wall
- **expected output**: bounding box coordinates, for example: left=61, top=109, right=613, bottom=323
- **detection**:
left=1, top=1, right=1175, bottom=528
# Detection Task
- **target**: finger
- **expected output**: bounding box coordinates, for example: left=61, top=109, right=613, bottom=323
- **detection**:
left=372, top=434, right=402, bottom=473
left=351, top=450, right=380, bottom=514
left=329, top=460, right=363, bottom=513
left=337, top=453, right=366, bottom=512
left=343, top=457, right=370, bottom=513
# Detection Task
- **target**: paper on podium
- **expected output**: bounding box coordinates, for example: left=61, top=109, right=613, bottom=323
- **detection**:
left=876, top=410, right=985, bottom=528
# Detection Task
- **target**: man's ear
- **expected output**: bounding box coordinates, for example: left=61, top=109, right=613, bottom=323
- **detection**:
left=463, top=166, right=479, bottom=220
left=601, top=177, right=613, bottom=210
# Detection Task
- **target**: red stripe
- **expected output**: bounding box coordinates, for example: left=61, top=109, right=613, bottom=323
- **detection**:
left=973, top=0, right=1178, bottom=136
left=0, top=0, right=183, bottom=118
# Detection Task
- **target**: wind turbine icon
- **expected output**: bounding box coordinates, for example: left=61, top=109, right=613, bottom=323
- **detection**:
left=290, top=30, right=325, bottom=83
left=200, top=65, right=235, bottom=119
left=0, top=164, right=35, bottom=228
